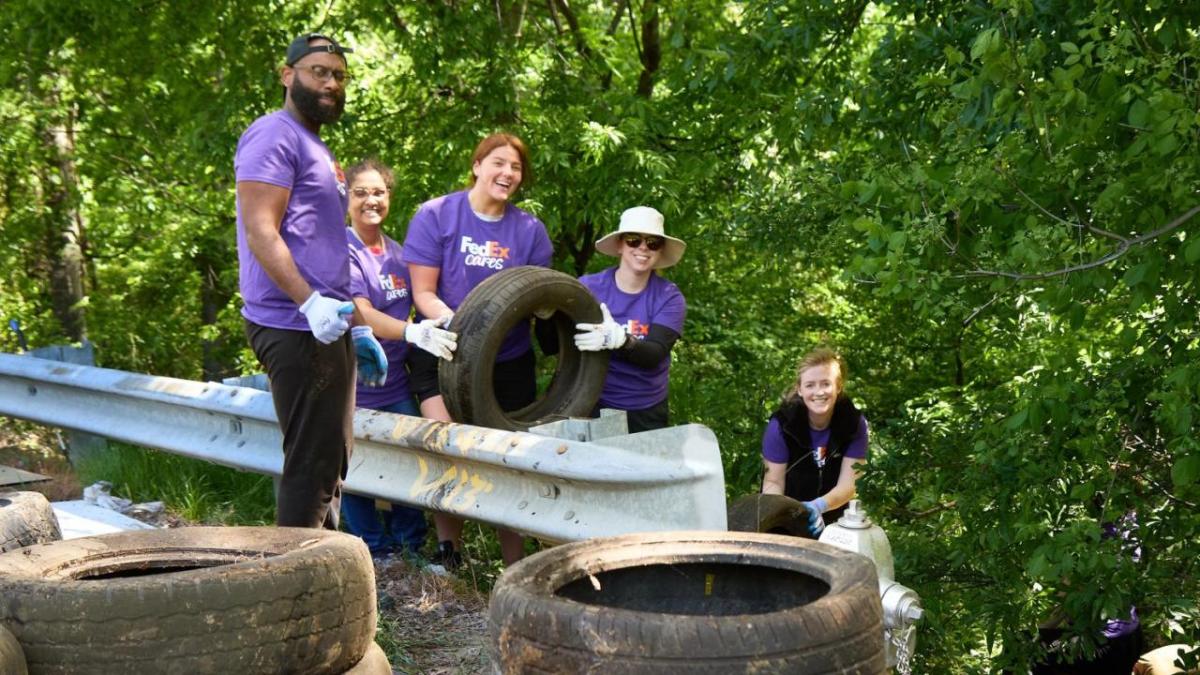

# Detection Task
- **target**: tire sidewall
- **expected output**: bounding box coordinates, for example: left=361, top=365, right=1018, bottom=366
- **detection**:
left=440, top=266, right=609, bottom=430
left=490, top=530, right=885, bottom=669
left=0, top=527, right=376, bottom=674
left=0, top=490, right=62, bottom=553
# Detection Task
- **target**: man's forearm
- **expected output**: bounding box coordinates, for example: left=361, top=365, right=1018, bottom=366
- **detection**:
left=246, top=228, right=313, bottom=305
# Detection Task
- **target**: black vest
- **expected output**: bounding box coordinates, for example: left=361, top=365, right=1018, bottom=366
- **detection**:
left=771, top=396, right=862, bottom=525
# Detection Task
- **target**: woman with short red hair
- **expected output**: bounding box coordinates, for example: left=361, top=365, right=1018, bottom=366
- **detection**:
left=402, top=133, right=552, bottom=570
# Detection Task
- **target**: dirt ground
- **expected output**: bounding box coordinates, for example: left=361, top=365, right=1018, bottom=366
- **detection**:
left=0, top=419, right=490, bottom=674
left=374, top=559, right=490, bottom=674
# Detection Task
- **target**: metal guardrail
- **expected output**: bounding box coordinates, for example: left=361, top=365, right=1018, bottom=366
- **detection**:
left=0, top=353, right=727, bottom=541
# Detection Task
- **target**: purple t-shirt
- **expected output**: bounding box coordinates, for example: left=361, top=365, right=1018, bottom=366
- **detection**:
left=761, top=416, right=870, bottom=464
left=236, top=110, right=350, bottom=330
left=401, top=190, right=553, bottom=361
left=579, top=268, right=686, bottom=410
left=348, top=229, right=413, bottom=409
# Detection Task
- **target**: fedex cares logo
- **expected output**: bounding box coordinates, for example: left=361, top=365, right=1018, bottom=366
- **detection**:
left=379, top=273, right=409, bottom=301
left=624, top=319, right=649, bottom=339
left=460, top=236, right=510, bottom=269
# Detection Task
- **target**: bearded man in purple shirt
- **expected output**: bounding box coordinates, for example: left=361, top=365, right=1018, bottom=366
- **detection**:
left=235, top=33, right=387, bottom=530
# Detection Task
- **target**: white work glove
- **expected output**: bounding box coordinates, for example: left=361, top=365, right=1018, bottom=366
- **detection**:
left=800, top=498, right=828, bottom=537
left=405, top=317, right=458, bottom=361
left=299, top=291, right=353, bottom=344
left=351, top=326, right=388, bottom=387
left=574, top=303, right=627, bottom=351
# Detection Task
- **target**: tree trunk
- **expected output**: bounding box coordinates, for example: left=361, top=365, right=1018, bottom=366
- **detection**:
left=197, top=227, right=236, bottom=382
left=42, top=88, right=88, bottom=343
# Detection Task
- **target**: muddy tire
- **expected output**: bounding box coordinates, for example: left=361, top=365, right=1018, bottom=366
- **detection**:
left=341, top=642, right=391, bottom=674
left=0, top=527, right=376, bottom=674
left=440, top=266, right=610, bottom=431
left=489, top=530, right=886, bottom=673
left=0, top=490, right=62, bottom=553
left=726, top=493, right=811, bottom=537
left=0, top=624, right=28, bottom=675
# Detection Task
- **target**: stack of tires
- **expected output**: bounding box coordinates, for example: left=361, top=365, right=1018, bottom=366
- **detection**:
left=0, top=508, right=387, bottom=674
left=1, top=490, right=64, bottom=674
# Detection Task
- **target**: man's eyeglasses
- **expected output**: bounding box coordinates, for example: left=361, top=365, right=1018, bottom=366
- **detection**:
left=351, top=188, right=388, bottom=199
left=620, top=233, right=665, bottom=251
left=294, top=64, right=351, bottom=84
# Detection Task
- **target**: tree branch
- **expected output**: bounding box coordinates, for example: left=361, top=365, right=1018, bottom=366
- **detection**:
left=635, top=0, right=659, bottom=98
left=962, top=284, right=1015, bottom=327
left=999, top=169, right=1123, bottom=241
left=962, top=205, right=1200, bottom=281
left=798, top=1, right=869, bottom=89
left=552, top=0, right=593, bottom=60
left=898, top=500, right=959, bottom=519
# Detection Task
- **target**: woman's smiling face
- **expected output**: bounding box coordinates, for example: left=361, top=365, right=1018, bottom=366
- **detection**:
left=797, top=361, right=842, bottom=419
left=348, top=169, right=389, bottom=230
left=618, top=233, right=663, bottom=273
left=472, top=144, right=523, bottom=203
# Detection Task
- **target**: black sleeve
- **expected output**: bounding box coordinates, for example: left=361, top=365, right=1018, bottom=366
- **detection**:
left=534, top=316, right=560, bottom=355
left=614, top=323, right=680, bottom=369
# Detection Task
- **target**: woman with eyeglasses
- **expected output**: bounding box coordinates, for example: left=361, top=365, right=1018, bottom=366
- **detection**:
left=401, top=133, right=553, bottom=570
left=573, top=206, right=687, bottom=433
left=341, top=158, right=457, bottom=562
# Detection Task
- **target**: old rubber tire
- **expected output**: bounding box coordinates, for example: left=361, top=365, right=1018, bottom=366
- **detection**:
left=0, top=624, right=28, bottom=675
left=341, top=641, right=391, bottom=674
left=439, top=266, right=610, bottom=431
left=489, top=530, right=886, bottom=673
left=0, top=526, right=376, bottom=674
left=726, top=493, right=811, bottom=537
left=0, top=490, right=62, bottom=553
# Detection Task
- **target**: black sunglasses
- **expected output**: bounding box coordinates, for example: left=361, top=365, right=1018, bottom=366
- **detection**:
left=620, top=233, right=665, bottom=251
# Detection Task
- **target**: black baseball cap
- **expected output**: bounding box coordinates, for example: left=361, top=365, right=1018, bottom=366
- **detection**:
left=285, top=33, right=353, bottom=66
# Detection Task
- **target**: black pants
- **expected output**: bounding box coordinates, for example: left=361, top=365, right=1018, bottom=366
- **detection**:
left=246, top=321, right=354, bottom=530
left=409, top=347, right=537, bottom=411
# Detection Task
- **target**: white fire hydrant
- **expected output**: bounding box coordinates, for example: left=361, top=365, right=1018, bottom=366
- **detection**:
left=819, top=500, right=922, bottom=672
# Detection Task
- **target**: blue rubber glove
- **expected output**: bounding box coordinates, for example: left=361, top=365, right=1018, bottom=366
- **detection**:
left=351, top=326, right=388, bottom=387
left=801, top=497, right=828, bottom=536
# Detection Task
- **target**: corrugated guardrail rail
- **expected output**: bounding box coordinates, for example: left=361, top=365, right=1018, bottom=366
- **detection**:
left=0, top=353, right=726, bottom=541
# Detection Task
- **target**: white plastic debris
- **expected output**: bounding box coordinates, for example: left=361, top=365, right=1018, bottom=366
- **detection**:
left=82, top=481, right=133, bottom=513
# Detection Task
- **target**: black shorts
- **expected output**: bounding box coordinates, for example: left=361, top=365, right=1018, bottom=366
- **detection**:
left=408, top=348, right=537, bottom=412
left=407, top=348, right=441, bottom=403
left=592, top=398, right=670, bottom=434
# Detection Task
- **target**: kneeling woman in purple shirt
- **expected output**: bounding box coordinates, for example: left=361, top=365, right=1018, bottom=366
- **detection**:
left=761, top=348, right=869, bottom=538
left=402, top=133, right=553, bottom=568
left=574, top=206, right=687, bottom=433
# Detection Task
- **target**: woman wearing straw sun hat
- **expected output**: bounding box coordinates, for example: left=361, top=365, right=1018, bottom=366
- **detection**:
left=575, top=206, right=687, bottom=433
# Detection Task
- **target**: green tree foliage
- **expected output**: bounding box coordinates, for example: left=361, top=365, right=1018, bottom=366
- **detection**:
left=1, top=0, right=1197, bottom=670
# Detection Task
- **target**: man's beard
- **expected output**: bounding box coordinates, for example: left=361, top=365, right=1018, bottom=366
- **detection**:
left=290, top=78, right=345, bottom=126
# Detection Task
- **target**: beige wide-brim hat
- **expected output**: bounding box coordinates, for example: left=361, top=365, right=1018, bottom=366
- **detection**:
left=593, top=206, right=687, bottom=269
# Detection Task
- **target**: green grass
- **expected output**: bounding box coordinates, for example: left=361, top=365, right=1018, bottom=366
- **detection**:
left=75, top=442, right=276, bottom=525
left=374, top=614, right=420, bottom=672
